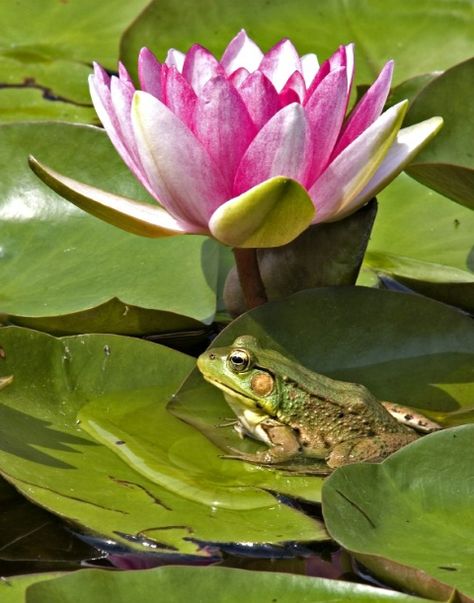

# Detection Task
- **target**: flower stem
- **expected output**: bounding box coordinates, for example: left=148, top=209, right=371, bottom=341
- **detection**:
left=233, top=248, right=268, bottom=310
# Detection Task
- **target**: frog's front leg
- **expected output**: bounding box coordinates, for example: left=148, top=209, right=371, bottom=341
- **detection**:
left=327, top=432, right=418, bottom=469
left=225, top=423, right=302, bottom=464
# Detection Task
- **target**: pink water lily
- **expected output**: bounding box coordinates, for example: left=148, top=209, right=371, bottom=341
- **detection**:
left=30, top=31, right=442, bottom=248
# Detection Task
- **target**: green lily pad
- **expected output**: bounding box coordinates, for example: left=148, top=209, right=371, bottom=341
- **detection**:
left=23, top=567, right=436, bottom=603
left=122, top=0, right=474, bottom=85
left=78, top=387, right=323, bottom=508
left=365, top=172, right=474, bottom=311
left=24, top=566, right=435, bottom=603
left=0, top=88, right=97, bottom=124
left=0, top=326, right=325, bottom=555
left=0, top=0, right=150, bottom=119
left=387, top=72, right=443, bottom=109
left=170, top=287, right=474, bottom=468
left=405, top=58, right=474, bottom=210
left=0, top=572, right=66, bottom=603
left=0, top=122, right=221, bottom=334
left=322, top=425, right=474, bottom=601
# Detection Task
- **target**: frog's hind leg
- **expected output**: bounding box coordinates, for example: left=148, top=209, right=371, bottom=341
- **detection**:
left=381, top=401, right=442, bottom=434
left=327, top=432, right=418, bottom=469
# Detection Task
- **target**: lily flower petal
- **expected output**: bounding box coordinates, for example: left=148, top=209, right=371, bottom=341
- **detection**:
left=304, top=66, right=348, bottom=184
left=234, top=103, right=313, bottom=195
left=279, top=70, right=306, bottom=105
left=259, top=38, right=301, bottom=92
left=131, top=91, right=229, bottom=225
left=300, top=53, right=319, bottom=87
left=138, top=48, right=164, bottom=100
left=28, top=156, right=189, bottom=237
left=343, top=116, right=444, bottom=217
left=237, top=71, right=281, bottom=129
left=194, top=76, right=256, bottom=187
left=209, top=177, right=315, bottom=247
left=221, top=29, right=264, bottom=74
left=163, top=67, right=197, bottom=131
left=165, top=48, right=186, bottom=72
left=309, top=100, right=409, bottom=223
left=182, top=44, right=225, bottom=95
left=89, top=68, right=155, bottom=200
left=332, top=60, right=394, bottom=157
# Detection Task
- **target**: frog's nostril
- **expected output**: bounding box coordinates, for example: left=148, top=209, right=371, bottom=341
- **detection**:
left=209, top=353, right=216, bottom=360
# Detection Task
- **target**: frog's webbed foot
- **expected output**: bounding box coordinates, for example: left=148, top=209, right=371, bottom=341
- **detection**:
left=222, top=448, right=332, bottom=475
left=222, top=446, right=298, bottom=465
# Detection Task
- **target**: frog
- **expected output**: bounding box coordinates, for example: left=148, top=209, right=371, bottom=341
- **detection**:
left=196, top=335, right=441, bottom=472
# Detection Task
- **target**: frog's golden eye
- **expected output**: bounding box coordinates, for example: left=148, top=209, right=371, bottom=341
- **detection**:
left=228, top=349, right=250, bottom=372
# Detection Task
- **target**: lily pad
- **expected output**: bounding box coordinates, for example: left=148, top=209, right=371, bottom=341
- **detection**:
left=0, top=0, right=150, bottom=119
left=122, top=0, right=474, bottom=85
left=0, top=326, right=325, bottom=555
left=405, top=58, right=474, bottom=210
left=24, top=566, right=435, bottom=603
left=170, top=287, right=474, bottom=468
left=0, top=572, right=66, bottom=603
left=322, top=425, right=474, bottom=601
left=0, top=88, right=97, bottom=124
left=0, top=122, right=222, bottom=334
left=365, top=173, right=474, bottom=312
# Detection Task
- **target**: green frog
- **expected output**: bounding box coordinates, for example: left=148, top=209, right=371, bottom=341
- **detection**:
left=197, top=335, right=441, bottom=472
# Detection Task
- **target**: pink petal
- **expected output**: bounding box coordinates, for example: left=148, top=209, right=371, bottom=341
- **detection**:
left=163, top=66, right=197, bottom=131
left=28, top=156, right=191, bottom=237
left=229, top=67, right=250, bottom=87
left=237, top=71, right=281, bottom=129
left=329, top=43, right=354, bottom=93
left=89, top=65, right=155, bottom=200
left=332, top=60, right=394, bottom=158
left=182, top=44, right=224, bottom=95
left=165, top=48, right=186, bottom=72
left=233, top=103, right=313, bottom=195
left=259, top=38, right=302, bottom=92
left=131, top=91, right=230, bottom=226
left=194, top=76, right=256, bottom=187
left=304, top=66, right=348, bottom=184
left=304, top=59, right=330, bottom=102
left=279, top=70, right=306, bottom=105
left=110, top=76, right=138, bottom=160
left=138, top=48, right=164, bottom=100
left=118, top=62, right=134, bottom=87
left=308, top=101, right=408, bottom=223
left=221, top=29, right=263, bottom=74
left=300, top=53, right=319, bottom=87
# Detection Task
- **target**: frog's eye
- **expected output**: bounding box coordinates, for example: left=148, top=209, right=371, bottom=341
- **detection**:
left=228, top=349, right=250, bottom=372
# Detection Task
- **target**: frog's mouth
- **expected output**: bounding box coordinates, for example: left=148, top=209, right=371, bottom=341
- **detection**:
left=201, top=374, right=263, bottom=411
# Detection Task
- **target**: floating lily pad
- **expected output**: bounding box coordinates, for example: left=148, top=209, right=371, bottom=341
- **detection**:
left=122, top=0, right=474, bottom=85
left=322, top=425, right=474, bottom=601
left=0, top=122, right=221, bottom=334
left=0, top=0, right=150, bottom=119
left=25, top=566, right=435, bottom=603
left=405, top=58, right=474, bottom=210
left=171, top=287, right=474, bottom=468
left=0, top=572, right=66, bottom=603
left=0, top=88, right=97, bottom=124
left=0, top=326, right=325, bottom=555
left=365, top=173, right=474, bottom=312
